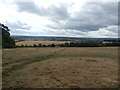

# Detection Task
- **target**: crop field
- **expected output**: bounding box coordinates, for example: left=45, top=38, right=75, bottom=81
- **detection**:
left=2, top=47, right=118, bottom=88
left=16, top=41, right=71, bottom=46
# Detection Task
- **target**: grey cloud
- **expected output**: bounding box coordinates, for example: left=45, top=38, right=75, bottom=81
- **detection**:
left=47, top=4, right=69, bottom=22
left=106, top=26, right=118, bottom=33
left=47, top=2, right=118, bottom=32
left=14, top=1, right=69, bottom=21
left=118, top=2, right=120, bottom=25
left=14, top=1, right=118, bottom=33
left=5, top=21, right=31, bottom=31
left=14, top=0, right=44, bottom=15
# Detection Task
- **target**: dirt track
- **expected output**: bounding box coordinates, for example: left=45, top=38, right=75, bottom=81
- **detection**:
left=2, top=47, right=118, bottom=88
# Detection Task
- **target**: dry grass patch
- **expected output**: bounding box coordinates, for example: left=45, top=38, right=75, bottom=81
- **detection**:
left=16, top=41, right=71, bottom=46
left=2, top=47, right=118, bottom=88
left=3, top=57, right=118, bottom=88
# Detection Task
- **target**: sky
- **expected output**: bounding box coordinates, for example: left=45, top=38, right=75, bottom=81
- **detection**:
left=0, top=0, right=119, bottom=38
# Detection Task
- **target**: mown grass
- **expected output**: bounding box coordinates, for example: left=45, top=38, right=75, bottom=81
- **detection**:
left=3, top=48, right=65, bottom=78
left=2, top=47, right=118, bottom=88
left=3, top=47, right=118, bottom=78
left=3, top=56, right=50, bottom=78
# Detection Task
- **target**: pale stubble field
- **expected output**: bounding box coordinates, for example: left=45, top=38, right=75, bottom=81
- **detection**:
left=2, top=47, right=118, bottom=88
left=16, top=40, right=71, bottom=46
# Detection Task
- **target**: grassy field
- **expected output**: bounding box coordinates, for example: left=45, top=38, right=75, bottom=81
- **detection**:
left=16, top=40, right=71, bottom=46
left=2, top=47, right=118, bottom=88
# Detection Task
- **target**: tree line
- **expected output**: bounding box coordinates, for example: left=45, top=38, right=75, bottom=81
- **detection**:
left=16, top=40, right=120, bottom=48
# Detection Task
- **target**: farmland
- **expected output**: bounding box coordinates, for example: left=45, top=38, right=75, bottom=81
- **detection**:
left=2, top=47, right=118, bottom=88
left=16, top=40, right=71, bottom=46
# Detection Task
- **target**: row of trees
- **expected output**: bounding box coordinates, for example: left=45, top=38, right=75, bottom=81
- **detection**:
left=17, top=41, right=120, bottom=48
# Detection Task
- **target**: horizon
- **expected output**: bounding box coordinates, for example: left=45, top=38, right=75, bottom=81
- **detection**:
left=11, top=35, right=119, bottom=39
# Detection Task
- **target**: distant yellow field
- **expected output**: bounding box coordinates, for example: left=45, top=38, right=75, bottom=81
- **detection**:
left=16, top=40, right=71, bottom=46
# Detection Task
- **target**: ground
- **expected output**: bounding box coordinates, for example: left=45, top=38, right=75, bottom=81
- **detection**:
left=2, top=47, right=118, bottom=88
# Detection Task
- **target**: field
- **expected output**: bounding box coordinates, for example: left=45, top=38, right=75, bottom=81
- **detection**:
left=16, top=40, right=71, bottom=46
left=2, top=47, right=118, bottom=88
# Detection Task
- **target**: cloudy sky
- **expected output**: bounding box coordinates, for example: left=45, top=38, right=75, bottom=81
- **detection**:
left=0, top=0, right=119, bottom=38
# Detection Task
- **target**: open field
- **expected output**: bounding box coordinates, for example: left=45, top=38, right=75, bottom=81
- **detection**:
left=16, top=40, right=71, bottom=46
left=2, top=47, right=118, bottom=88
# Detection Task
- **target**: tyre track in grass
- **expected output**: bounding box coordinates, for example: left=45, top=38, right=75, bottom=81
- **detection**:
left=3, top=48, right=65, bottom=68
left=3, top=48, right=66, bottom=78
left=3, top=48, right=65, bottom=67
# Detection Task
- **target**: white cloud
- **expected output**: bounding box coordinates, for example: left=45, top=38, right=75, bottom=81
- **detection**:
left=0, top=0, right=118, bottom=38
left=87, top=26, right=118, bottom=38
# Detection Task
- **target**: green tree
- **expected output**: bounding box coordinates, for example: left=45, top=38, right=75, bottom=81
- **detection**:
left=0, top=23, right=15, bottom=48
left=33, top=44, right=37, bottom=47
left=51, top=44, right=55, bottom=47
left=38, top=43, right=42, bottom=47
